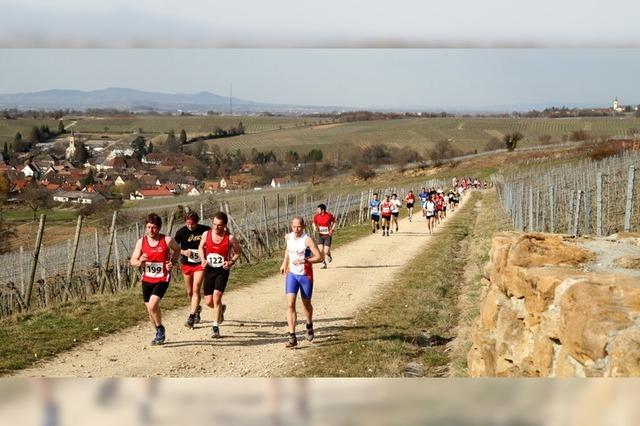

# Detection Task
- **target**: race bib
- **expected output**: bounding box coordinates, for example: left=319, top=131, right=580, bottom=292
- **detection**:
left=318, top=226, right=329, bottom=234
left=187, top=249, right=200, bottom=263
left=382, top=206, right=391, bottom=214
left=206, top=253, right=225, bottom=268
left=145, top=262, right=164, bottom=278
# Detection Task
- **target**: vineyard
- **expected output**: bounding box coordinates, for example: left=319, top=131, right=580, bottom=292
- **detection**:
left=493, top=149, right=640, bottom=236
left=0, top=180, right=447, bottom=318
left=203, top=117, right=640, bottom=156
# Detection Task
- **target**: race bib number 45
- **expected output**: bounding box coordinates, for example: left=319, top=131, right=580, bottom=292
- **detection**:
left=206, top=253, right=225, bottom=268
left=187, top=249, right=200, bottom=263
left=145, top=262, right=164, bottom=278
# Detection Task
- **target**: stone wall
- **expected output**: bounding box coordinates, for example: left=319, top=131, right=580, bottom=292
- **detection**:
left=468, top=232, right=640, bottom=377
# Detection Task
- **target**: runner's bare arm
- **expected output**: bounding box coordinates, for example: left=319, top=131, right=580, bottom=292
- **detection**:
left=305, top=236, right=324, bottom=264
left=199, top=231, right=208, bottom=268
left=224, top=234, right=242, bottom=269
left=129, top=238, right=144, bottom=267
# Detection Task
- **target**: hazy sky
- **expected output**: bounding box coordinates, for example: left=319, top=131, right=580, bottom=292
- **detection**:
left=2, top=0, right=640, bottom=47
left=1, top=49, right=639, bottom=108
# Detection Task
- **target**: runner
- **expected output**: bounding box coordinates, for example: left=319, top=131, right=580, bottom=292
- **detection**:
left=418, top=187, right=429, bottom=214
left=423, top=195, right=437, bottom=235
left=435, top=189, right=445, bottom=223
left=312, top=203, right=336, bottom=269
left=198, top=211, right=242, bottom=339
left=390, top=193, right=402, bottom=233
left=369, top=193, right=381, bottom=233
left=380, top=195, right=393, bottom=236
left=174, top=212, right=211, bottom=328
left=405, top=190, right=416, bottom=222
left=279, top=217, right=324, bottom=348
left=130, top=213, right=181, bottom=345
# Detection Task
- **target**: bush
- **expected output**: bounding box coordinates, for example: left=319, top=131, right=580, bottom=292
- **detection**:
left=354, top=165, right=376, bottom=180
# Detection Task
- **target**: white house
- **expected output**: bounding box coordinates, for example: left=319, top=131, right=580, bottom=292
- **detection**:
left=219, top=178, right=227, bottom=189
left=114, top=176, right=127, bottom=186
left=52, top=191, right=106, bottom=205
left=187, top=187, right=201, bottom=196
left=21, top=163, right=40, bottom=178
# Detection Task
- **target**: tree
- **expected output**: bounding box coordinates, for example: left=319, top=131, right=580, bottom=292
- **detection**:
left=354, top=164, right=376, bottom=180
left=179, top=129, right=187, bottom=145
left=58, top=120, right=65, bottom=134
left=148, top=141, right=154, bottom=153
left=0, top=173, right=10, bottom=199
left=72, top=141, right=90, bottom=165
left=0, top=213, right=16, bottom=254
left=569, top=129, right=589, bottom=142
left=503, top=132, right=523, bottom=152
left=427, top=140, right=461, bottom=162
left=28, top=126, right=40, bottom=144
left=305, top=149, right=323, bottom=163
left=237, top=121, right=245, bottom=135
left=165, top=129, right=180, bottom=153
left=130, top=136, right=147, bottom=159
left=2, top=141, right=10, bottom=161
left=83, top=168, right=95, bottom=187
left=19, top=184, right=52, bottom=221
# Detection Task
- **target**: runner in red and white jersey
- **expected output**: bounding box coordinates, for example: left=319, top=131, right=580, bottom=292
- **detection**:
left=312, top=203, right=336, bottom=269
left=130, top=213, right=181, bottom=345
left=198, top=211, right=242, bottom=339
left=380, top=195, right=393, bottom=236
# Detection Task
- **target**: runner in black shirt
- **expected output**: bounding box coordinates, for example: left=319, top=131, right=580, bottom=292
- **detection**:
left=174, top=212, right=211, bottom=328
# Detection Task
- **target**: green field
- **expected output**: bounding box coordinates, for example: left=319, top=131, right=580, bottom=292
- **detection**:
left=0, top=118, right=62, bottom=147
left=204, top=116, right=640, bottom=156
left=69, top=115, right=327, bottom=134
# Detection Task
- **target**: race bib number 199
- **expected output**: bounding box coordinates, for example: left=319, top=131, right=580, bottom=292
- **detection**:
left=187, top=249, right=200, bottom=263
left=207, top=253, right=225, bottom=268
left=145, top=262, right=164, bottom=278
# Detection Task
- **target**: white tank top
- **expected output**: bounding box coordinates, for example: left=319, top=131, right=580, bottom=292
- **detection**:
left=286, top=232, right=310, bottom=275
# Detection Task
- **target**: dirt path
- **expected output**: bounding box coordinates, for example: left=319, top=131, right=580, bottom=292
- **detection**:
left=17, top=196, right=471, bottom=377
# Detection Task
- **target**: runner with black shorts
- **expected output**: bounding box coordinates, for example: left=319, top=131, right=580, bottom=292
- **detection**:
left=198, top=211, right=242, bottom=339
left=390, top=193, right=402, bottom=232
left=130, top=213, right=181, bottom=345
left=279, top=217, right=323, bottom=348
left=369, top=193, right=381, bottom=233
left=174, top=212, right=210, bottom=328
left=423, top=196, right=437, bottom=235
left=312, top=203, right=336, bottom=269
left=405, top=190, right=416, bottom=222
left=380, top=195, right=393, bottom=236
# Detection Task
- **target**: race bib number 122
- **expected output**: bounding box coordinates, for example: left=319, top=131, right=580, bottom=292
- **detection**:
left=207, top=253, right=225, bottom=268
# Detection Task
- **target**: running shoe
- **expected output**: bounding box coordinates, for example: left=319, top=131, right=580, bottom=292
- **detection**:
left=194, top=305, right=202, bottom=324
left=321, top=263, right=327, bottom=269
left=372, top=229, right=375, bottom=233
left=327, top=254, right=332, bottom=263
left=305, top=323, right=314, bottom=342
left=396, top=227, right=399, bottom=232
left=220, top=304, right=227, bottom=324
left=285, top=333, right=298, bottom=348
left=185, top=314, right=195, bottom=329
left=376, top=223, right=380, bottom=230
left=151, top=326, right=165, bottom=345
left=211, top=325, right=221, bottom=339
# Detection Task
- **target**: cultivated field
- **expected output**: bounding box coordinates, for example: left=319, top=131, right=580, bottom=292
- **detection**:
left=203, top=116, right=640, bottom=156
left=0, top=118, right=61, bottom=146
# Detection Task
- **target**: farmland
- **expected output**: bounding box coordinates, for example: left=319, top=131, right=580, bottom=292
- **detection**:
left=0, top=118, right=61, bottom=146
left=204, top=116, right=640, bottom=156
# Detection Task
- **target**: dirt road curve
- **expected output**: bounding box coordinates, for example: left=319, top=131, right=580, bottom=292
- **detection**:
left=17, top=196, right=469, bottom=377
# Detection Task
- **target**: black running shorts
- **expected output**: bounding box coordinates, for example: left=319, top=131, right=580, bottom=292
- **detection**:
left=142, top=281, right=169, bottom=303
left=204, top=267, right=230, bottom=295
left=318, top=235, right=332, bottom=247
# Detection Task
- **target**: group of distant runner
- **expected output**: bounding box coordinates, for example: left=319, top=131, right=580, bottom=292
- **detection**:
left=129, top=177, right=486, bottom=348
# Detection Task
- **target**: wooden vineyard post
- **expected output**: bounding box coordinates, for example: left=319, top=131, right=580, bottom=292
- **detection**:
left=528, top=187, right=534, bottom=232
left=64, top=215, right=83, bottom=301
left=276, top=193, right=281, bottom=246
left=572, top=190, right=582, bottom=237
left=549, top=186, right=556, bottom=233
left=262, top=196, right=270, bottom=252
left=25, top=214, right=46, bottom=311
left=200, top=202, right=204, bottom=221
left=99, top=211, right=118, bottom=293
left=624, top=165, right=635, bottom=232
left=596, top=172, right=603, bottom=236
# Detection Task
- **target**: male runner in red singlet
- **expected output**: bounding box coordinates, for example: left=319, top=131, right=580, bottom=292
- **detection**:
left=198, top=211, right=242, bottom=339
left=130, top=213, right=181, bottom=345
left=312, top=203, right=336, bottom=269
left=380, top=195, right=393, bottom=236
left=405, top=190, right=416, bottom=222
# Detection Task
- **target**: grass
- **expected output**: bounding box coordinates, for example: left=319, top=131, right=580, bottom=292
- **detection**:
left=292, top=191, right=481, bottom=377
left=446, top=190, right=513, bottom=376
left=0, top=219, right=372, bottom=375
left=1, top=208, right=78, bottom=224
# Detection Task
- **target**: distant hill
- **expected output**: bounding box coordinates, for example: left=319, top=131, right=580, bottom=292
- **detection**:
left=0, top=88, right=296, bottom=113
